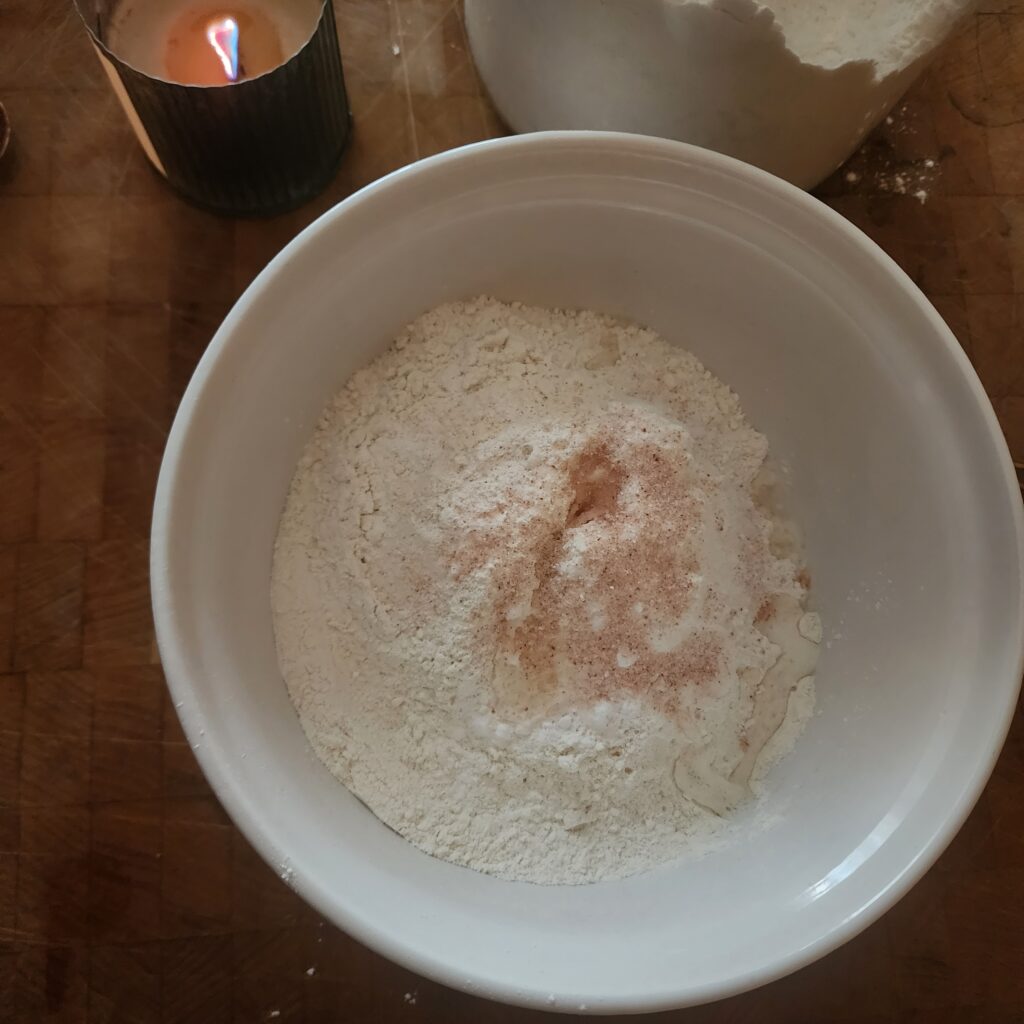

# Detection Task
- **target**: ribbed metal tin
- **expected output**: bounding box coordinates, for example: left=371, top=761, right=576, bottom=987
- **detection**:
left=74, top=0, right=351, bottom=217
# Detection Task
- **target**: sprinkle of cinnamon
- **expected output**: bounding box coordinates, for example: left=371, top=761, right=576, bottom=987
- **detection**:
left=565, top=442, right=625, bottom=527
left=458, top=416, right=729, bottom=721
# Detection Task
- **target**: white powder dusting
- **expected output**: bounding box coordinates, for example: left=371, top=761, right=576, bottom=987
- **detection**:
left=856, top=103, right=941, bottom=201
left=272, top=298, right=820, bottom=884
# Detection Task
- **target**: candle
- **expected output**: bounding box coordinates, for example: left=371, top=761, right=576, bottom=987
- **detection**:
left=74, top=0, right=351, bottom=215
left=105, top=1, right=315, bottom=86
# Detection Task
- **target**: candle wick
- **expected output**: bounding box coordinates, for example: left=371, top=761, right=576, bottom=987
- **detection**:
left=206, top=16, right=241, bottom=82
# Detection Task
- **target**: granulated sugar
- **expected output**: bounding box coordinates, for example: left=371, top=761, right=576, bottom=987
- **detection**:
left=271, top=298, right=820, bottom=884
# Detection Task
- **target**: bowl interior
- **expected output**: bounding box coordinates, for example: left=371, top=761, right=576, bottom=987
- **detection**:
left=153, top=134, right=1023, bottom=1013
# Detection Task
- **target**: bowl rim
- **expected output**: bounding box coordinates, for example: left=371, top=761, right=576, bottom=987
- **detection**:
left=152, top=130, right=1024, bottom=1014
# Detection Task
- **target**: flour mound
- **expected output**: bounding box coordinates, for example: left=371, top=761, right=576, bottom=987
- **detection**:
left=271, top=298, right=819, bottom=884
left=693, top=0, right=969, bottom=77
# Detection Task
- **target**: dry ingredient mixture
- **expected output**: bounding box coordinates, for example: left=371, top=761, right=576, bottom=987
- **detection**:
left=271, top=298, right=821, bottom=884
left=741, top=0, right=968, bottom=74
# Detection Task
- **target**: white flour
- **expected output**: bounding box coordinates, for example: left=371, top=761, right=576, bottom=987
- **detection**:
left=741, top=0, right=969, bottom=75
left=272, top=298, right=819, bottom=884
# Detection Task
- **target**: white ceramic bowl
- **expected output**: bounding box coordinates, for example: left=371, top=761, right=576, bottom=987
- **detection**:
left=152, top=133, right=1024, bottom=1014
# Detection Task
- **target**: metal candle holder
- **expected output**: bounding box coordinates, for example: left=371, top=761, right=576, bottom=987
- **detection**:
left=74, top=0, right=351, bottom=217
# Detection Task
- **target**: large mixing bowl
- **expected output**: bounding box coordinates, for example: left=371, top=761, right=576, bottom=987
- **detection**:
left=152, top=133, right=1024, bottom=1014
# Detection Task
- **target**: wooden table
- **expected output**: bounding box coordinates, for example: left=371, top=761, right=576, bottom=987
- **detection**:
left=1, top=2, right=1021, bottom=1021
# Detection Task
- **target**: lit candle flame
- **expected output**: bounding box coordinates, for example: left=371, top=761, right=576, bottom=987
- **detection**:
left=206, top=16, right=241, bottom=82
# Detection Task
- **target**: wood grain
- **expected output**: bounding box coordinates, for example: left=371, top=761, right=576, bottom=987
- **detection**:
left=0, top=1, right=1022, bottom=1021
